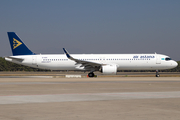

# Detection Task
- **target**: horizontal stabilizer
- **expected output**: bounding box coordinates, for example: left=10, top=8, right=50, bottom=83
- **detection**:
left=5, top=56, right=24, bottom=62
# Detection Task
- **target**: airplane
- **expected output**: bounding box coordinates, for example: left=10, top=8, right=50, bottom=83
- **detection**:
left=5, top=32, right=178, bottom=77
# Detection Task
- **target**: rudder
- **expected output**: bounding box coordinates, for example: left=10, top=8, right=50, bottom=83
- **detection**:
left=7, top=32, right=35, bottom=56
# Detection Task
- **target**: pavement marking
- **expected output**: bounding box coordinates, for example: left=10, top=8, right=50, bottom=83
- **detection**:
left=1, top=81, right=180, bottom=85
left=0, top=91, right=180, bottom=104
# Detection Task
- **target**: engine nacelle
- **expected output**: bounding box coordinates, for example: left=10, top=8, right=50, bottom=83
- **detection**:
left=101, top=65, right=117, bottom=75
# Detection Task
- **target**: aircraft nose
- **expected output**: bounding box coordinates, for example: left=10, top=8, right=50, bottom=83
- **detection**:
left=173, top=61, right=178, bottom=68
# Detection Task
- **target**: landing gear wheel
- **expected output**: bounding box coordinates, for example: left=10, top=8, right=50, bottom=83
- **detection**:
left=88, top=72, right=94, bottom=77
left=156, top=74, right=160, bottom=77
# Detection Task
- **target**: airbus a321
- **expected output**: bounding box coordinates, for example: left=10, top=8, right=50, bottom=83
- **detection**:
left=5, top=32, right=178, bottom=77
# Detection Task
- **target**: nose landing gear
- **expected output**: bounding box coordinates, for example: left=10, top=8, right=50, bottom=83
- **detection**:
left=156, top=70, right=160, bottom=77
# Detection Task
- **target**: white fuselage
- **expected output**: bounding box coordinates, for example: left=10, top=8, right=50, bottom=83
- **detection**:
left=5, top=53, right=178, bottom=71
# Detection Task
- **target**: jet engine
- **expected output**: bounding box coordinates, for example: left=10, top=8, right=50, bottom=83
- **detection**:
left=101, top=65, right=117, bottom=75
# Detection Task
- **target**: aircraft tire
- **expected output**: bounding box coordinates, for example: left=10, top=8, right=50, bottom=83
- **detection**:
left=88, top=72, right=94, bottom=77
left=156, top=74, right=160, bottom=77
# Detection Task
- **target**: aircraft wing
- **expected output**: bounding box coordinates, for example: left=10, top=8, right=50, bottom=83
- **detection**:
left=63, top=48, right=102, bottom=70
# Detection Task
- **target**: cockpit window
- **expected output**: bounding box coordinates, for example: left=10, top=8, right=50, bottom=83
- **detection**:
left=165, top=57, right=172, bottom=61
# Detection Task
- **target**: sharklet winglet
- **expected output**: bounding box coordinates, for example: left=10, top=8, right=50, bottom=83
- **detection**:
left=63, top=48, right=72, bottom=59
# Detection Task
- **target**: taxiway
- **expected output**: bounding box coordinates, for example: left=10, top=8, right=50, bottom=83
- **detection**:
left=0, top=77, right=180, bottom=120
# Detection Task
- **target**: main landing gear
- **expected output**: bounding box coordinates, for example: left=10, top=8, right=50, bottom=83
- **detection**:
left=88, top=72, right=95, bottom=77
left=156, top=70, right=160, bottom=77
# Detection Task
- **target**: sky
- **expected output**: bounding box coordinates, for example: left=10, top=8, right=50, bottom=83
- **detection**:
left=0, top=0, right=180, bottom=60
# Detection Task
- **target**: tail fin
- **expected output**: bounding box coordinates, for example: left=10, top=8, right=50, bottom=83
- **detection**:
left=7, top=32, right=35, bottom=56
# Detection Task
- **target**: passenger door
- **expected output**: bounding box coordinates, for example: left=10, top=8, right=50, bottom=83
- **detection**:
left=32, top=56, right=37, bottom=65
left=156, top=55, right=161, bottom=64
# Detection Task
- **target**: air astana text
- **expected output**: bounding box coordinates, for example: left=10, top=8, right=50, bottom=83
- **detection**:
left=133, top=55, right=155, bottom=59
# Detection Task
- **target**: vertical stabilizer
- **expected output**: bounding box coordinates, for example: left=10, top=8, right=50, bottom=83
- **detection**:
left=7, top=32, right=35, bottom=56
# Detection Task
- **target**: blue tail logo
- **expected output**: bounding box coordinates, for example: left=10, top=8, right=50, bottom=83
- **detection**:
left=7, top=32, right=35, bottom=56
left=13, top=38, right=22, bottom=49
